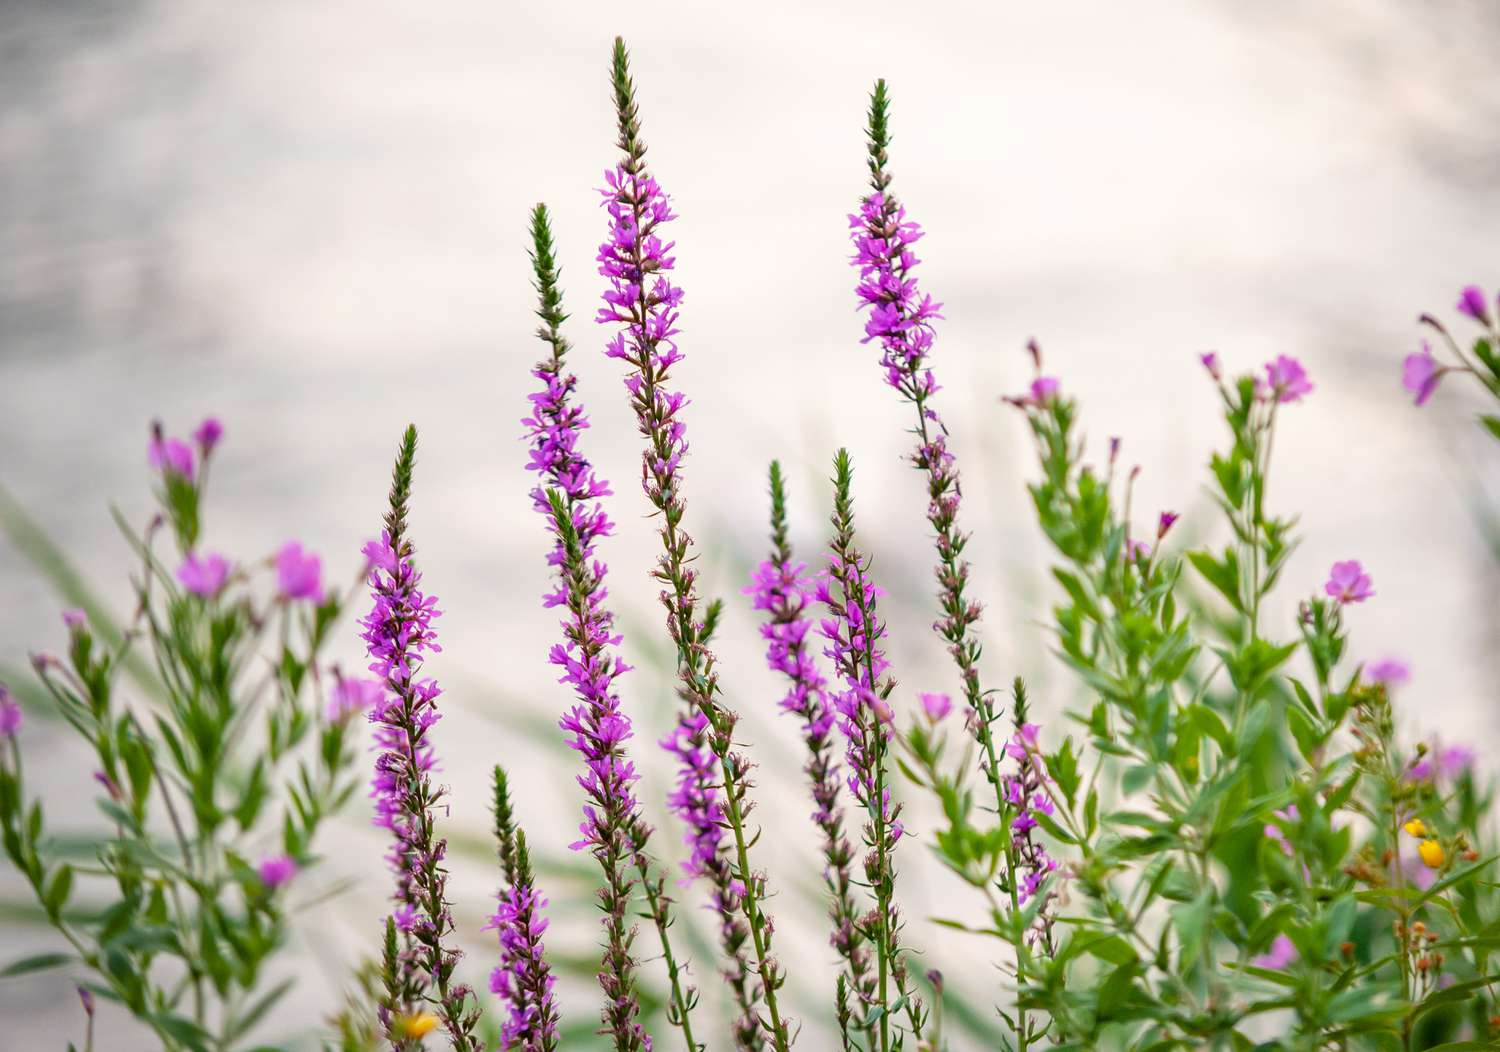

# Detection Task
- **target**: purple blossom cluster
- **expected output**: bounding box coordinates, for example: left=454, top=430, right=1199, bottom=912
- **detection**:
left=816, top=564, right=900, bottom=844
left=1403, top=283, right=1499, bottom=406
left=1003, top=724, right=1060, bottom=934
left=850, top=192, right=943, bottom=397
left=487, top=882, right=557, bottom=1051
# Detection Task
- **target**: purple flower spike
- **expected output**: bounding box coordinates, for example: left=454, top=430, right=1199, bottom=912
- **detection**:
left=1402, top=343, right=1442, bottom=406
left=525, top=200, right=678, bottom=1051
left=1324, top=560, right=1374, bottom=604
left=747, top=464, right=874, bottom=1035
left=1264, top=355, right=1313, bottom=404
left=1000, top=711, right=1060, bottom=950
left=276, top=541, right=325, bottom=602
left=1457, top=284, right=1492, bottom=325
left=0, top=684, right=21, bottom=738
left=596, top=38, right=786, bottom=1051
left=176, top=552, right=231, bottom=598
left=257, top=854, right=298, bottom=889
left=488, top=771, right=560, bottom=1052
left=359, top=427, right=478, bottom=1051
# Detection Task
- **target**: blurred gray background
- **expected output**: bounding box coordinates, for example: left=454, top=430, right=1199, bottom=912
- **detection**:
left=3, top=0, right=1499, bottom=1048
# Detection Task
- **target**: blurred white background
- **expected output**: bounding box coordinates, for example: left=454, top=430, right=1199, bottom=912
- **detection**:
left=3, top=0, right=1499, bottom=1048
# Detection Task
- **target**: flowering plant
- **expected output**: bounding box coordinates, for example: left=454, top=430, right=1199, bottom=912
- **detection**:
left=1, top=420, right=365, bottom=1050
left=4, top=35, right=1499, bottom=1052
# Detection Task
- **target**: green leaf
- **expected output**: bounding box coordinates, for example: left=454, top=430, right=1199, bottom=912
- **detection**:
left=1480, top=414, right=1500, bottom=443
left=0, top=951, right=74, bottom=978
left=43, top=864, right=74, bottom=918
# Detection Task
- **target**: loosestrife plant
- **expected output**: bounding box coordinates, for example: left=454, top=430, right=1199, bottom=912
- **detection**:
left=5, top=35, right=1499, bottom=1052
left=1, top=420, right=365, bottom=1050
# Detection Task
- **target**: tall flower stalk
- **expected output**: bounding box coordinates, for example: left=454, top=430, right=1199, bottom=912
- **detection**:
left=522, top=204, right=699, bottom=1051
left=746, top=462, right=873, bottom=1046
left=488, top=765, right=560, bottom=1052
left=817, top=449, right=925, bottom=1052
left=596, top=36, right=793, bottom=1052
left=849, top=80, right=1035, bottom=1045
left=361, top=425, right=480, bottom=1050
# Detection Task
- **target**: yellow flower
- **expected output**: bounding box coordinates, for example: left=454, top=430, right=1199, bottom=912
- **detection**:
left=394, top=1012, right=440, bottom=1040
left=1418, top=839, right=1445, bottom=869
left=1403, top=818, right=1427, bottom=838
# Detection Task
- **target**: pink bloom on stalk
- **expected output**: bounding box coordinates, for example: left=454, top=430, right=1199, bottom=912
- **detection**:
left=1402, top=343, right=1442, bottom=406
left=919, top=691, right=952, bottom=722
left=1251, top=934, right=1299, bottom=970
left=62, top=608, right=86, bottom=631
left=361, top=537, right=398, bottom=574
left=1324, top=560, right=1374, bottom=604
left=1199, top=352, right=1221, bottom=380
left=1365, top=657, right=1410, bottom=689
left=257, top=854, right=298, bottom=888
left=1457, top=284, right=1492, bottom=325
left=1126, top=538, right=1152, bottom=560
left=0, top=686, right=21, bottom=738
left=276, top=541, right=324, bottom=602
left=1157, top=512, right=1179, bottom=539
left=1264, top=356, right=1313, bottom=404
left=176, top=552, right=231, bottom=597
left=1030, top=376, right=1060, bottom=405
left=149, top=436, right=195, bottom=480
left=1005, top=722, right=1041, bottom=761
left=193, top=417, right=224, bottom=453
left=328, top=676, right=384, bottom=722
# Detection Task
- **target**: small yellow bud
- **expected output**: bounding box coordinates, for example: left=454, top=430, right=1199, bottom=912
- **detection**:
left=1403, top=818, right=1427, bottom=838
left=1418, top=839, right=1445, bottom=869
left=395, top=1012, right=440, bottom=1040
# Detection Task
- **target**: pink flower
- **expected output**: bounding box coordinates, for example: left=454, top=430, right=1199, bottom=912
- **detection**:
left=1324, top=560, right=1373, bottom=604
left=1157, top=511, right=1179, bottom=539
left=1365, top=657, right=1410, bottom=688
left=1251, top=934, right=1298, bottom=970
left=1264, top=356, right=1313, bottom=404
left=1199, top=352, right=1221, bottom=380
left=149, top=436, right=195, bottom=480
left=328, top=676, right=385, bottom=722
left=1126, top=538, right=1152, bottom=560
left=257, top=854, right=298, bottom=888
left=193, top=417, right=224, bottom=453
left=1402, top=343, right=1442, bottom=406
left=1030, top=376, right=1060, bottom=405
left=1457, top=284, right=1492, bottom=326
left=62, top=609, right=87, bottom=631
left=1439, top=744, right=1476, bottom=778
left=275, top=541, right=324, bottom=602
left=176, top=552, right=231, bottom=597
left=919, top=691, right=952, bottom=722
left=0, top=686, right=21, bottom=738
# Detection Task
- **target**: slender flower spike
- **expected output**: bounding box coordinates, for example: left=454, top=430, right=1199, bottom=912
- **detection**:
left=360, top=426, right=480, bottom=1051
left=523, top=201, right=696, bottom=1051
left=597, top=37, right=791, bottom=1052
left=1264, top=355, right=1313, bottom=403
left=0, top=684, right=21, bottom=738
left=747, top=462, right=872, bottom=1045
left=817, top=449, right=926, bottom=1048
left=1457, top=284, right=1492, bottom=325
left=1324, top=560, right=1374, bottom=604
left=488, top=767, right=560, bottom=1052
left=176, top=552, right=231, bottom=598
left=276, top=541, right=325, bottom=602
left=1402, top=343, right=1442, bottom=406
